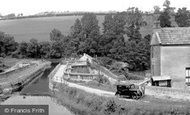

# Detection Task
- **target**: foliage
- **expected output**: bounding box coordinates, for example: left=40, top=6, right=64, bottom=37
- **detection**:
left=124, top=34, right=151, bottom=71
left=95, top=75, right=110, bottom=85
left=125, top=7, right=144, bottom=42
left=159, top=10, right=171, bottom=27
left=175, top=7, right=190, bottom=27
left=0, top=32, right=17, bottom=57
left=158, top=0, right=175, bottom=27
left=153, top=6, right=161, bottom=14
left=50, top=28, right=63, bottom=42
left=78, top=13, right=100, bottom=56
left=1, top=11, right=151, bottom=71
left=97, top=57, right=115, bottom=69
left=104, top=99, right=118, bottom=114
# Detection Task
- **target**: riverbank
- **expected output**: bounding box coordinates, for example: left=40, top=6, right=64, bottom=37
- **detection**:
left=0, top=59, right=51, bottom=97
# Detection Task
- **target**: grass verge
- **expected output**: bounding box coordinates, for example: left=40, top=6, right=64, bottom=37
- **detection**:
left=52, top=83, right=190, bottom=115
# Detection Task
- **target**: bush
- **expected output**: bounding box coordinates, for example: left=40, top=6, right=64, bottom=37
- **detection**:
left=97, top=57, right=115, bottom=69
left=126, top=73, right=144, bottom=80
left=95, top=75, right=110, bottom=85
left=85, top=95, right=104, bottom=112
left=104, top=99, right=118, bottom=115
left=76, top=93, right=85, bottom=104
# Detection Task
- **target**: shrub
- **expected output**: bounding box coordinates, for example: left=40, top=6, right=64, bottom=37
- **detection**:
left=65, top=87, right=77, bottom=98
left=76, top=93, right=85, bottom=104
left=126, top=73, right=144, bottom=80
left=95, top=75, right=110, bottom=85
left=97, top=57, right=115, bottom=69
left=88, top=96, right=104, bottom=112
left=104, top=99, right=118, bottom=115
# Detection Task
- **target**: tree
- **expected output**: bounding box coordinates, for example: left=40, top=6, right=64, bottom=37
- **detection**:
left=39, top=41, right=51, bottom=58
left=78, top=13, right=100, bottom=56
left=103, top=14, right=114, bottom=34
left=159, top=10, right=171, bottom=27
left=50, top=29, right=65, bottom=58
left=50, top=28, right=63, bottom=42
left=125, top=8, right=143, bottom=42
left=70, top=18, right=82, bottom=38
left=70, top=18, right=83, bottom=54
left=175, top=7, right=190, bottom=27
left=100, top=13, right=126, bottom=57
left=123, top=34, right=151, bottom=71
left=81, top=13, right=100, bottom=39
left=19, top=41, right=28, bottom=57
left=154, top=6, right=161, bottom=14
left=0, top=32, right=17, bottom=57
left=158, top=0, right=175, bottom=27
left=27, top=38, right=38, bottom=58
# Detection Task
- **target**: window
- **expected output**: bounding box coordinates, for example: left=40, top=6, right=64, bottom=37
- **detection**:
left=185, top=68, right=190, bottom=85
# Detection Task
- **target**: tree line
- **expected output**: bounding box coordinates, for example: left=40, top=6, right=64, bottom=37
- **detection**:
left=0, top=9, right=151, bottom=71
left=1, top=0, right=190, bottom=71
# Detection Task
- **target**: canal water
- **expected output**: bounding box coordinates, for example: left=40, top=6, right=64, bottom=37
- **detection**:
left=0, top=63, right=73, bottom=115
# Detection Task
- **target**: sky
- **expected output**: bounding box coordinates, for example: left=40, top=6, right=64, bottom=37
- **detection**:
left=0, top=0, right=190, bottom=15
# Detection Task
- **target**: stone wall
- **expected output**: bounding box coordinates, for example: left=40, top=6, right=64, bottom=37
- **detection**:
left=151, top=46, right=161, bottom=76
left=161, top=46, right=190, bottom=88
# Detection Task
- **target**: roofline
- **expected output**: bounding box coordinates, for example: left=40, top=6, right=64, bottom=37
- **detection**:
left=155, top=32, right=161, bottom=44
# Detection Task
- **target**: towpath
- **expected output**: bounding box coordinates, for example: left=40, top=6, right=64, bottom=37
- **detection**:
left=52, top=64, right=139, bottom=102
left=52, top=64, right=190, bottom=103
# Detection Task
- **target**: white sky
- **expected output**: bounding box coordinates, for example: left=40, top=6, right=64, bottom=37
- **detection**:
left=0, top=0, right=190, bottom=15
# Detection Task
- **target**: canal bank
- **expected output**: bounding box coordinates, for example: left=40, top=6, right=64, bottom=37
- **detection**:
left=0, top=60, right=51, bottom=96
left=0, top=61, right=74, bottom=115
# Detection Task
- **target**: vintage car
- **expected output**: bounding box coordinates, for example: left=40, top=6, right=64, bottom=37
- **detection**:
left=115, top=84, right=145, bottom=99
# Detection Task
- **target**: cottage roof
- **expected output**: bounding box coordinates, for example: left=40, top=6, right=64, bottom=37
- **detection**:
left=151, top=27, right=190, bottom=45
left=79, top=53, right=93, bottom=62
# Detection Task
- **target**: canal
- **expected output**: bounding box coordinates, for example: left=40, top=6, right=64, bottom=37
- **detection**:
left=0, top=63, right=73, bottom=115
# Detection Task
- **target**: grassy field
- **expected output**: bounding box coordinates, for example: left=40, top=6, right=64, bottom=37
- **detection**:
left=0, top=15, right=153, bottom=42
left=0, top=16, right=104, bottom=42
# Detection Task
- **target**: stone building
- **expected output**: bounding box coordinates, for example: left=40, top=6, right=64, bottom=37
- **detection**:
left=64, top=54, right=101, bottom=81
left=151, top=27, right=190, bottom=88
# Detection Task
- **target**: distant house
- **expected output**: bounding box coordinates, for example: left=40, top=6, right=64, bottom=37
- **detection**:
left=64, top=54, right=102, bottom=81
left=64, top=54, right=119, bottom=84
left=151, top=27, right=190, bottom=88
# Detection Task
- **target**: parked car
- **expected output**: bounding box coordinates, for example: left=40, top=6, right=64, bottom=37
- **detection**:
left=115, top=84, right=145, bottom=99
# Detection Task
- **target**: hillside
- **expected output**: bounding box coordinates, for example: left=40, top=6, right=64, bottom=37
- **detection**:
left=0, top=15, right=154, bottom=42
